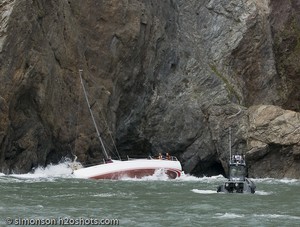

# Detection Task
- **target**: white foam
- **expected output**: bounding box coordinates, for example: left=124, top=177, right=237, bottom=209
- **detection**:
left=255, top=190, right=273, bottom=195
left=120, top=171, right=226, bottom=182
left=175, top=172, right=200, bottom=181
left=1, top=161, right=299, bottom=186
left=191, top=189, right=218, bottom=194
left=120, top=169, right=170, bottom=181
left=177, top=173, right=226, bottom=182
left=191, top=189, right=273, bottom=195
left=215, top=213, right=244, bottom=219
left=253, top=178, right=300, bottom=185
left=8, top=161, right=73, bottom=180
left=278, top=178, right=299, bottom=184
left=91, top=193, right=116, bottom=197
left=253, top=214, right=300, bottom=220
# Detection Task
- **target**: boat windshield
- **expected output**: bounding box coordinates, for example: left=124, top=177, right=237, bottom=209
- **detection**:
left=229, top=165, right=246, bottom=181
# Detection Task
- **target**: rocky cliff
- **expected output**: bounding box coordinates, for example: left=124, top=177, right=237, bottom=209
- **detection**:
left=0, top=0, right=299, bottom=178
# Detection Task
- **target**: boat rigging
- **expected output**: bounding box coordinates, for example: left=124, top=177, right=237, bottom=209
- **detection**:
left=70, top=70, right=182, bottom=179
left=79, top=69, right=110, bottom=160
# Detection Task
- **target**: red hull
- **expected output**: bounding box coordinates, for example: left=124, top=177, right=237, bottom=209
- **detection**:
left=90, top=168, right=181, bottom=180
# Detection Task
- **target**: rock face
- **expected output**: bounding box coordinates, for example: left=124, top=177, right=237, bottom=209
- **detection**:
left=0, top=0, right=299, bottom=178
left=246, top=105, right=300, bottom=178
left=271, top=0, right=300, bottom=111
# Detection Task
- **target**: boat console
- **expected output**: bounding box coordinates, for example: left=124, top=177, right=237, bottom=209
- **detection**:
left=217, top=155, right=256, bottom=193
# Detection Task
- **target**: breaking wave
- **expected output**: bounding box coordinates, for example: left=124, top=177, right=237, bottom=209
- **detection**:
left=120, top=169, right=170, bottom=181
left=253, top=178, right=300, bottom=185
left=0, top=160, right=299, bottom=186
left=0, top=160, right=74, bottom=181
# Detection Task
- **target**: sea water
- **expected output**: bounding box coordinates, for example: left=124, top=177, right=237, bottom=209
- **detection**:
left=0, top=163, right=300, bottom=227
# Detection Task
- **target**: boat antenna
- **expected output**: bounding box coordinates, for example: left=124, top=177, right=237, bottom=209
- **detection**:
left=229, top=127, right=232, bottom=162
left=78, top=69, right=109, bottom=160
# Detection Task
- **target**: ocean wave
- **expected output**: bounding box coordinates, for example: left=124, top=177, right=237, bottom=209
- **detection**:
left=214, top=213, right=245, bottom=219
left=120, top=169, right=171, bottom=181
left=252, top=178, right=300, bottom=185
left=177, top=173, right=225, bottom=182
left=253, top=214, right=300, bottom=220
left=191, top=189, right=218, bottom=194
left=0, top=161, right=74, bottom=182
left=1, top=160, right=299, bottom=185
left=120, top=171, right=226, bottom=182
left=255, top=190, right=273, bottom=195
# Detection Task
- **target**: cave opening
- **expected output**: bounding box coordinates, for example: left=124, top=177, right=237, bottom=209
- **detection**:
left=190, top=160, right=226, bottom=177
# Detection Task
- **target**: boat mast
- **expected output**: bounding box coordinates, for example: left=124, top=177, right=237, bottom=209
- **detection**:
left=79, top=69, right=109, bottom=160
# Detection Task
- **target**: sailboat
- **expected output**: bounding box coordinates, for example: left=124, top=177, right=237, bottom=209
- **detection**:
left=70, top=70, right=182, bottom=180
